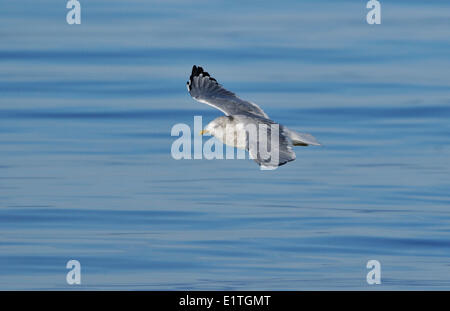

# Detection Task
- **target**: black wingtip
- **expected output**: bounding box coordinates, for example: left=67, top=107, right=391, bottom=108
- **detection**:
left=187, top=65, right=218, bottom=91
left=259, top=157, right=295, bottom=168
left=191, top=65, right=202, bottom=76
left=191, top=65, right=208, bottom=78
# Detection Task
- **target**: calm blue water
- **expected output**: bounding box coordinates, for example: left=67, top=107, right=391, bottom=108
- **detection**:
left=1, top=0, right=449, bottom=290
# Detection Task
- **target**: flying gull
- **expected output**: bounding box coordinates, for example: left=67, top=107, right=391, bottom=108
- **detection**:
left=187, top=65, right=320, bottom=168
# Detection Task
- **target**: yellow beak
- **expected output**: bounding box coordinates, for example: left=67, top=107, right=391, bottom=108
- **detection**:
left=199, top=129, right=208, bottom=135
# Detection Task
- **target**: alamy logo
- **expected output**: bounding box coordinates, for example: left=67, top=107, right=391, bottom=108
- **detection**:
left=66, top=0, right=81, bottom=25
left=366, top=0, right=381, bottom=25
left=366, top=260, right=381, bottom=285
left=171, top=116, right=281, bottom=170
left=66, top=259, right=81, bottom=285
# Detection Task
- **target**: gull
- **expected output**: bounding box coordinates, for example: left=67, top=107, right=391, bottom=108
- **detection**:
left=187, top=65, right=320, bottom=168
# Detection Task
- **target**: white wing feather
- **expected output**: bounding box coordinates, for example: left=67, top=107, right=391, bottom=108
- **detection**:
left=187, top=65, right=269, bottom=119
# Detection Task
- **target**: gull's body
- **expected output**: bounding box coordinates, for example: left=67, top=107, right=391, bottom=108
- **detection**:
left=187, top=65, right=320, bottom=168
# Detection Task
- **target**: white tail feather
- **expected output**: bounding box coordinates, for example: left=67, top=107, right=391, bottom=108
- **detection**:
left=284, top=128, right=321, bottom=146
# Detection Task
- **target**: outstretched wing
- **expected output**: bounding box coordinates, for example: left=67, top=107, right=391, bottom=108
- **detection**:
left=187, top=65, right=269, bottom=119
left=245, top=118, right=296, bottom=169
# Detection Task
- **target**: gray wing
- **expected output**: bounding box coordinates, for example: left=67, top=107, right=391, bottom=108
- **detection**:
left=187, top=65, right=269, bottom=119
left=244, top=118, right=296, bottom=169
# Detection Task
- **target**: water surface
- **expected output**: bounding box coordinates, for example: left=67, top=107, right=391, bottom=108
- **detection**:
left=0, top=0, right=449, bottom=289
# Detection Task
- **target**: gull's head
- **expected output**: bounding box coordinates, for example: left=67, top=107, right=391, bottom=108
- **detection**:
left=199, top=116, right=229, bottom=136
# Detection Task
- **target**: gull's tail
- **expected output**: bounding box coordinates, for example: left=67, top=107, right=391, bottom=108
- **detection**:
left=283, top=127, right=321, bottom=146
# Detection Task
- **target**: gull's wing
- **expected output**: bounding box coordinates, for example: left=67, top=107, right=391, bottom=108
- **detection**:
left=187, top=65, right=269, bottom=119
left=243, top=118, right=296, bottom=168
